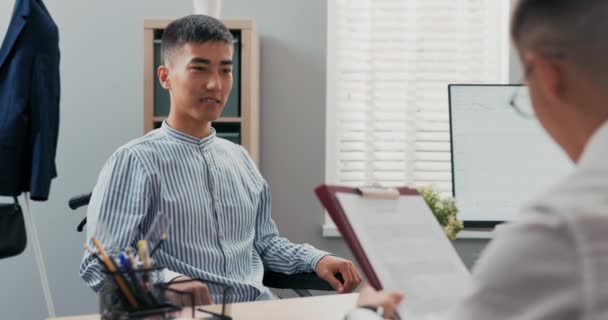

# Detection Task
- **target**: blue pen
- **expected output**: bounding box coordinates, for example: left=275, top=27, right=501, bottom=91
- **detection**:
left=119, top=252, right=132, bottom=270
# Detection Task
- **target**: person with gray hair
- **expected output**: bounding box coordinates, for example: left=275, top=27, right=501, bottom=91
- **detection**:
left=346, top=0, right=608, bottom=318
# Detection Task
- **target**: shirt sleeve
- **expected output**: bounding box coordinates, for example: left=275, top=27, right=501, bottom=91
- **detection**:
left=253, top=181, right=331, bottom=273
left=446, top=204, right=582, bottom=320
left=231, top=145, right=331, bottom=273
left=163, top=269, right=184, bottom=283
left=79, top=147, right=156, bottom=292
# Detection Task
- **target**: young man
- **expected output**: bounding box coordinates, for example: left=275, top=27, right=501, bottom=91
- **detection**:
left=80, top=15, right=360, bottom=304
left=349, top=0, right=608, bottom=319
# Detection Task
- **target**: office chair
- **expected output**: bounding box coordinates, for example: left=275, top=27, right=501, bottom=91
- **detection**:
left=69, top=193, right=339, bottom=297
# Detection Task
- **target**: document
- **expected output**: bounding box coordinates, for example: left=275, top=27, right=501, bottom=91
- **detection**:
left=336, top=193, right=471, bottom=319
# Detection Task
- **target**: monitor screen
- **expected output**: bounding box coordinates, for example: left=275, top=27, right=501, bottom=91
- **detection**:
left=448, top=84, right=573, bottom=227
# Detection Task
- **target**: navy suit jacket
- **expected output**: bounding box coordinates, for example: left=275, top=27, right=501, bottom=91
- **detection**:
left=0, top=0, right=59, bottom=201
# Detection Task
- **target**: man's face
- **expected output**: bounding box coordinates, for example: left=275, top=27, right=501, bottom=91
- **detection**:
left=159, top=41, right=234, bottom=124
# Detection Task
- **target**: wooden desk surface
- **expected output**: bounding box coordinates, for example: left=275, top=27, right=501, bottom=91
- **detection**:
left=48, top=293, right=358, bottom=320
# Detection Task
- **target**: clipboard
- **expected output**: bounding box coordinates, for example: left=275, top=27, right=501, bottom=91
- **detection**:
left=314, top=184, right=419, bottom=290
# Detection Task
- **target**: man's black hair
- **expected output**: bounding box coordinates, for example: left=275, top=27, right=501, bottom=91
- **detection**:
left=161, top=15, right=234, bottom=64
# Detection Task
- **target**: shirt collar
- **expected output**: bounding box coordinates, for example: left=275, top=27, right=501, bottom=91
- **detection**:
left=161, top=121, right=216, bottom=149
left=579, top=120, right=608, bottom=168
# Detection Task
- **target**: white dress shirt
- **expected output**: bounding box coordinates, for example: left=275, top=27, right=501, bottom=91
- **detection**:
left=348, top=120, right=608, bottom=320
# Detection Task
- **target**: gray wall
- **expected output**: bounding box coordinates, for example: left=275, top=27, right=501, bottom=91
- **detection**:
left=0, top=1, right=523, bottom=318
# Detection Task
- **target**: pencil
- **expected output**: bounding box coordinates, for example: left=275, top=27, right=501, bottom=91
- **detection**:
left=91, top=237, right=140, bottom=308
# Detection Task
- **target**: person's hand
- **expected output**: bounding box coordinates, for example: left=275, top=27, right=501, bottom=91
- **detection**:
left=357, top=284, right=405, bottom=319
left=166, top=276, right=213, bottom=306
left=315, top=256, right=361, bottom=293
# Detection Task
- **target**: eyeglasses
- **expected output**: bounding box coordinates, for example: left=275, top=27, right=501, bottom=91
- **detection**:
left=509, top=50, right=566, bottom=119
left=509, top=86, right=535, bottom=119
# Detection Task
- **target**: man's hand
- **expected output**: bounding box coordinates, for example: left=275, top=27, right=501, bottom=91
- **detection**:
left=357, top=284, right=405, bottom=319
left=166, top=276, right=213, bottom=306
left=315, top=256, right=361, bottom=293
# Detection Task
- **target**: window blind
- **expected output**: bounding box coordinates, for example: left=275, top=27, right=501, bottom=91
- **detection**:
left=326, top=0, right=509, bottom=199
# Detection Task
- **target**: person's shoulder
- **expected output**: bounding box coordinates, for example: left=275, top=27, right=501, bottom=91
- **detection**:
left=113, top=129, right=168, bottom=156
left=475, top=164, right=608, bottom=283
left=120, top=129, right=165, bottom=150
left=458, top=165, right=608, bottom=319
left=539, top=165, right=608, bottom=251
left=215, top=138, right=256, bottom=164
left=528, top=164, right=608, bottom=224
left=466, top=170, right=603, bottom=319
left=106, top=130, right=166, bottom=167
left=215, top=137, right=244, bottom=151
left=497, top=165, right=608, bottom=254
left=470, top=200, right=578, bottom=303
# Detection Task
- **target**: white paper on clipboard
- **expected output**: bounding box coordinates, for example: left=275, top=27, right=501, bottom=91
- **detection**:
left=336, top=193, right=472, bottom=319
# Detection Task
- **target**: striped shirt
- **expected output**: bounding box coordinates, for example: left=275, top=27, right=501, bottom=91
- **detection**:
left=80, top=121, right=330, bottom=302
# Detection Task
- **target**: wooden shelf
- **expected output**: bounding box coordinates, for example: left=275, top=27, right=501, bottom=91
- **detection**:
left=214, top=117, right=242, bottom=123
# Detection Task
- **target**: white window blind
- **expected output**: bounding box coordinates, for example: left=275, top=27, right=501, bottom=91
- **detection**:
left=326, top=0, right=510, bottom=201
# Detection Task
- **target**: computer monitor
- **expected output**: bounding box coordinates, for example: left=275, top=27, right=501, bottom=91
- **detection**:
left=448, top=84, right=573, bottom=228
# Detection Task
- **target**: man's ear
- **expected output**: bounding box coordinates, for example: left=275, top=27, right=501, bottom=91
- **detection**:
left=158, top=65, right=171, bottom=90
left=525, top=51, right=565, bottom=104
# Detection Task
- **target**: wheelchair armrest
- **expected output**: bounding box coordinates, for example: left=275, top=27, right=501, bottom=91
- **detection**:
left=69, top=193, right=92, bottom=210
left=262, top=271, right=342, bottom=291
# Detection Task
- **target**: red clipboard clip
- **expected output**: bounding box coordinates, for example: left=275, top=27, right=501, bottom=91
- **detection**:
left=356, top=186, right=400, bottom=200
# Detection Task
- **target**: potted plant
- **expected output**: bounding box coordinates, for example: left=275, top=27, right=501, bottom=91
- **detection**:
left=418, top=186, right=463, bottom=240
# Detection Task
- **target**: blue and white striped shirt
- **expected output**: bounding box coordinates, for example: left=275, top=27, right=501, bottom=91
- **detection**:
left=80, top=122, right=330, bottom=302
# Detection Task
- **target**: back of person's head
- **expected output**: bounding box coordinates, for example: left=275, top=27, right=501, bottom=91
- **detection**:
left=511, top=0, right=608, bottom=161
left=511, top=0, right=608, bottom=85
left=161, top=14, right=234, bottom=65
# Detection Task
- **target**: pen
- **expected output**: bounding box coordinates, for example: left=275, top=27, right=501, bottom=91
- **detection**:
left=138, top=240, right=150, bottom=269
left=137, top=240, right=156, bottom=302
left=118, top=252, right=132, bottom=271
left=125, top=247, right=138, bottom=267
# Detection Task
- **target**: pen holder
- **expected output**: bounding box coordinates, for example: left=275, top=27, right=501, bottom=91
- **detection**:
left=99, top=267, right=182, bottom=320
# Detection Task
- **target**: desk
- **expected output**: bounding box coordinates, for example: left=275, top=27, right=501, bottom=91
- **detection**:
left=48, top=293, right=358, bottom=320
